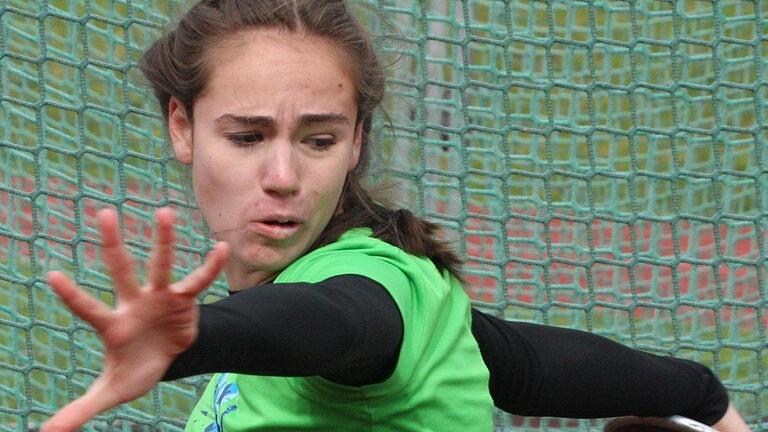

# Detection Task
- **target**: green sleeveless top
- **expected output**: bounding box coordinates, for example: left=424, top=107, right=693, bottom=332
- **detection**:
left=185, top=228, right=493, bottom=431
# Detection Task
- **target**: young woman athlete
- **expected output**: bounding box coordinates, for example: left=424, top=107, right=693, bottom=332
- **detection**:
left=40, top=1, right=752, bottom=431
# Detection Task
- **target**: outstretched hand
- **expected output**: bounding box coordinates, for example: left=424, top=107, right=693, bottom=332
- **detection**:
left=41, top=208, right=229, bottom=432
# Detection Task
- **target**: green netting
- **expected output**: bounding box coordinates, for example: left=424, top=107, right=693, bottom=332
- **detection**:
left=1, top=0, right=766, bottom=430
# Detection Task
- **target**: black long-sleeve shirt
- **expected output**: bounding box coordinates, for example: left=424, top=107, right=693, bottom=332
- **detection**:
left=163, top=274, right=728, bottom=425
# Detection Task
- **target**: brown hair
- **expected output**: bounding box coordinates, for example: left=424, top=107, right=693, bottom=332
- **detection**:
left=139, top=0, right=463, bottom=279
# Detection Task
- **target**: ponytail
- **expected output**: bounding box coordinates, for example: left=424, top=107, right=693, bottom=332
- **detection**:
left=312, top=176, right=464, bottom=281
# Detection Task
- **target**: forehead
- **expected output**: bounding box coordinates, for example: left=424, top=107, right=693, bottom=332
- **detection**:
left=196, top=29, right=357, bottom=119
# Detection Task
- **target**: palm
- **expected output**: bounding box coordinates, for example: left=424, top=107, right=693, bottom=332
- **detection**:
left=42, top=208, right=229, bottom=432
left=97, top=288, right=200, bottom=399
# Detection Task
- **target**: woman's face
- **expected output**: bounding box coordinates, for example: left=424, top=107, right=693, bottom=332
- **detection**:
left=169, top=29, right=362, bottom=290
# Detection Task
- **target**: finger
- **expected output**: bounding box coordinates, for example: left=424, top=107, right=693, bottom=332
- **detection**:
left=173, top=242, right=229, bottom=297
left=147, top=207, right=177, bottom=290
left=48, top=271, right=112, bottom=333
left=98, top=209, right=141, bottom=301
left=40, top=376, right=122, bottom=432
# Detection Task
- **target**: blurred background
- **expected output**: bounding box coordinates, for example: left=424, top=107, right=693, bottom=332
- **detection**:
left=0, top=0, right=765, bottom=430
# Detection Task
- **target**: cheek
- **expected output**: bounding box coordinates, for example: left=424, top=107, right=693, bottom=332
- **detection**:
left=312, top=163, right=349, bottom=214
left=192, top=153, right=249, bottom=233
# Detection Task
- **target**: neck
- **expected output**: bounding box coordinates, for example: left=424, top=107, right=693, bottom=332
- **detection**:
left=224, top=262, right=277, bottom=292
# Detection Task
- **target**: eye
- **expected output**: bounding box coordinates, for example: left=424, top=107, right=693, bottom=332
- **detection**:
left=305, top=135, right=336, bottom=150
left=228, top=132, right=264, bottom=147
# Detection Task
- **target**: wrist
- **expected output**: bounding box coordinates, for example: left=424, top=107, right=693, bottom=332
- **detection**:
left=712, top=404, right=751, bottom=432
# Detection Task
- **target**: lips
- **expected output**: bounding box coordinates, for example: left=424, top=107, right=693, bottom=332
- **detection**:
left=247, top=215, right=304, bottom=240
left=255, top=215, right=304, bottom=226
left=261, top=220, right=299, bottom=228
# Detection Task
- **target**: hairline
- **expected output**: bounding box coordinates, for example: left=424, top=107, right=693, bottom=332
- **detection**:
left=191, top=26, right=363, bottom=121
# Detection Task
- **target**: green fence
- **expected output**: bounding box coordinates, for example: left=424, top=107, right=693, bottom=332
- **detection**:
left=1, top=0, right=766, bottom=430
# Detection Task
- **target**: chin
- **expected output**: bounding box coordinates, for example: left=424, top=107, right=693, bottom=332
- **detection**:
left=249, top=247, right=302, bottom=273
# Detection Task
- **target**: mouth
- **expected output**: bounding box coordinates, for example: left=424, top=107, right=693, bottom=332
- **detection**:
left=261, top=220, right=300, bottom=228
left=247, top=217, right=304, bottom=240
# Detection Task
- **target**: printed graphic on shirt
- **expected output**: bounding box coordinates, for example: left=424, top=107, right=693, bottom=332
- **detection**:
left=191, top=373, right=240, bottom=432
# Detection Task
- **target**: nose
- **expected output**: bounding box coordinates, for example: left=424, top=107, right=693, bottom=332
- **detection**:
left=260, top=141, right=300, bottom=197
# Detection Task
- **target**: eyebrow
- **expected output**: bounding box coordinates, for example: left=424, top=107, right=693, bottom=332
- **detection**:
left=214, top=113, right=351, bottom=129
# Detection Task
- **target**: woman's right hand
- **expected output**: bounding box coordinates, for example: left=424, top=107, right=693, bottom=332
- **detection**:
left=41, top=208, right=229, bottom=432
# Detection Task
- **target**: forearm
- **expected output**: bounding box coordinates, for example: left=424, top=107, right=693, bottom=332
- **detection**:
left=163, top=275, right=402, bottom=384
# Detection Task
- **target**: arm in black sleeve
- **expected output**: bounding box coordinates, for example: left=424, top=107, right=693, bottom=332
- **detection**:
left=470, top=309, right=729, bottom=425
left=162, top=274, right=403, bottom=386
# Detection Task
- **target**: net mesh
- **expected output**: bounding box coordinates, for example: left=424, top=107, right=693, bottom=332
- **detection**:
left=1, top=0, right=766, bottom=430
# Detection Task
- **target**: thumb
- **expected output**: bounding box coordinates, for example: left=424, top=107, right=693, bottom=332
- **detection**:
left=41, top=376, right=122, bottom=432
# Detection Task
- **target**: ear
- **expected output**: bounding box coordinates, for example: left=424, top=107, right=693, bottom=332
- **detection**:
left=168, top=97, right=194, bottom=164
left=348, top=120, right=364, bottom=171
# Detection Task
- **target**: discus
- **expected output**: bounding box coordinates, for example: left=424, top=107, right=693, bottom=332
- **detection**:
left=604, top=415, right=717, bottom=432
